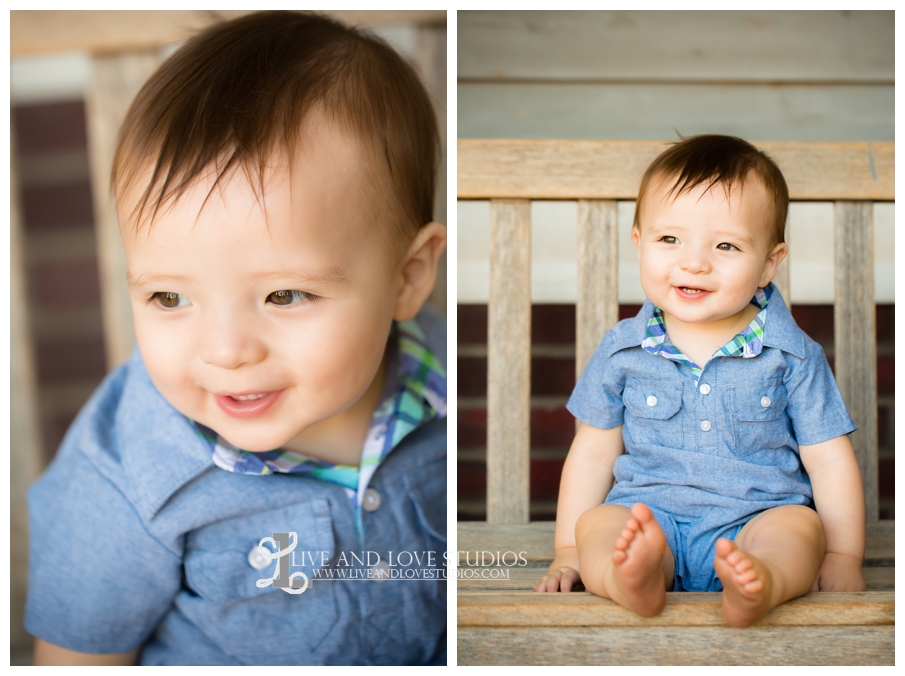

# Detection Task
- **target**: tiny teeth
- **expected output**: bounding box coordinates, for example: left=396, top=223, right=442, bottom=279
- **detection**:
left=231, top=394, right=267, bottom=401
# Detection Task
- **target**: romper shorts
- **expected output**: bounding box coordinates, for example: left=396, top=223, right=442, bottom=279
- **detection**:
left=606, top=499, right=747, bottom=592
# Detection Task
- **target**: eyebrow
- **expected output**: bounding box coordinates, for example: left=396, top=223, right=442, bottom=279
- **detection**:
left=127, top=271, right=190, bottom=288
left=249, top=266, right=350, bottom=287
left=127, top=266, right=349, bottom=288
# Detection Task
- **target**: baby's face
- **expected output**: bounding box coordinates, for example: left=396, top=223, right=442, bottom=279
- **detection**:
left=120, top=121, right=404, bottom=454
left=632, top=175, right=786, bottom=329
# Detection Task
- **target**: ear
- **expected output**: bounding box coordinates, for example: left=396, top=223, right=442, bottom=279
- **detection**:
left=631, top=225, right=641, bottom=260
left=758, top=241, right=789, bottom=287
left=393, top=222, right=447, bottom=322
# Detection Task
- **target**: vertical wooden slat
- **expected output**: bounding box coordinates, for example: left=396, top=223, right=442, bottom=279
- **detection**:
left=86, top=49, right=162, bottom=370
left=487, top=199, right=531, bottom=524
left=833, top=201, right=878, bottom=521
left=576, top=200, right=619, bottom=379
left=10, top=124, right=45, bottom=654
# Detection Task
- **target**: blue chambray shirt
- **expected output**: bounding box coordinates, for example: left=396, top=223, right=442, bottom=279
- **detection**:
left=25, top=306, right=446, bottom=665
left=567, top=284, right=856, bottom=526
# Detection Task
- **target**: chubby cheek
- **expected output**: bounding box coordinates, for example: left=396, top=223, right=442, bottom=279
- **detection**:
left=134, top=317, right=200, bottom=408
left=279, top=302, right=393, bottom=395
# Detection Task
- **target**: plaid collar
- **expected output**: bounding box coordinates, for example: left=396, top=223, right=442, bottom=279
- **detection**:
left=193, top=317, right=446, bottom=500
left=640, top=285, right=771, bottom=384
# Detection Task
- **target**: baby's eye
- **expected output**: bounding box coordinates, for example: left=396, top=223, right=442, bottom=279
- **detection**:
left=659, top=236, right=677, bottom=244
left=150, top=292, right=190, bottom=309
left=267, top=290, right=316, bottom=306
left=717, top=242, right=739, bottom=251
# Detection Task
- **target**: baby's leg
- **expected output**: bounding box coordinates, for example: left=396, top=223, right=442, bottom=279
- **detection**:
left=714, top=505, right=825, bottom=628
left=576, top=503, right=675, bottom=617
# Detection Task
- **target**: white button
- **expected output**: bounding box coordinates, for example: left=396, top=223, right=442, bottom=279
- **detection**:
left=363, top=488, right=382, bottom=512
left=701, top=420, right=712, bottom=432
left=699, top=384, right=711, bottom=395
left=371, top=559, right=391, bottom=582
left=761, top=396, right=771, bottom=408
left=646, top=395, right=658, bottom=407
left=248, top=546, right=271, bottom=570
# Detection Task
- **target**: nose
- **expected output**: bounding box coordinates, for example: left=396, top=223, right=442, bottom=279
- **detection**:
left=679, top=244, right=711, bottom=274
left=198, top=310, right=266, bottom=370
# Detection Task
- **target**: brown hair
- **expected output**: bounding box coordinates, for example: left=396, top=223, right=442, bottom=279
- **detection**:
left=113, top=11, right=439, bottom=243
left=633, top=134, right=789, bottom=246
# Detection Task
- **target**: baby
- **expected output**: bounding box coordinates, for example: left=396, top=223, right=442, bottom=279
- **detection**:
left=535, top=135, right=866, bottom=627
left=26, top=12, right=447, bottom=665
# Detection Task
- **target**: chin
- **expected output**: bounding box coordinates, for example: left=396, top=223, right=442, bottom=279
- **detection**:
left=211, top=424, right=297, bottom=453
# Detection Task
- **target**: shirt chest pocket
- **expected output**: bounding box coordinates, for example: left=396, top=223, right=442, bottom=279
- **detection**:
left=622, top=378, right=684, bottom=448
left=182, top=498, right=339, bottom=657
left=728, top=380, right=791, bottom=454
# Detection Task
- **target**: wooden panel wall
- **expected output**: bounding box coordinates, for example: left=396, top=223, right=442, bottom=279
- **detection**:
left=458, top=11, right=894, bottom=142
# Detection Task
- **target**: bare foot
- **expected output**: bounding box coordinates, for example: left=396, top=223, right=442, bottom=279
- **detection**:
left=604, top=503, right=668, bottom=617
left=714, top=538, right=776, bottom=627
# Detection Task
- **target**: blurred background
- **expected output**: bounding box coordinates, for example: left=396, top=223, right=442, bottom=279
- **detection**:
left=9, top=9, right=446, bottom=661
left=456, top=11, right=894, bottom=521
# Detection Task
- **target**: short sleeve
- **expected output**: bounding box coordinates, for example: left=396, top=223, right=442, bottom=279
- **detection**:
left=25, top=449, right=182, bottom=654
left=566, top=331, right=625, bottom=430
left=784, top=340, right=857, bottom=446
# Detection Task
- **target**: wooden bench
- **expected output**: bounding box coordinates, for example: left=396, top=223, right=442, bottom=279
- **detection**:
left=456, top=139, right=894, bottom=665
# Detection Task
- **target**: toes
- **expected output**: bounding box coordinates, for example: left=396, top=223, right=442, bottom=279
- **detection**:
left=732, top=557, right=753, bottom=574
left=612, top=549, right=627, bottom=564
left=715, top=538, right=735, bottom=558
left=630, top=503, right=654, bottom=526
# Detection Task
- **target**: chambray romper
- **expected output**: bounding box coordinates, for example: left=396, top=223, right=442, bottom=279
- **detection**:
left=25, top=308, right=447, bottom=665
left=567, top=284, right=856, bottom=592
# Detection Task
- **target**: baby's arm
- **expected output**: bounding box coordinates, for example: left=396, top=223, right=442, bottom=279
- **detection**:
left=534, top=423, right=623, bottom=592
left=799, top=434, right=867, bottom=591
left=34, top=638, right=139, bottom=666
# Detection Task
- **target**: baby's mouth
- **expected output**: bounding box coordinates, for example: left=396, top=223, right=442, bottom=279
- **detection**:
left=674, top=285, right=712, bottom=300
left=214, top=390, right=283, bottom=418
left=229, top=393, right=268, bottom=401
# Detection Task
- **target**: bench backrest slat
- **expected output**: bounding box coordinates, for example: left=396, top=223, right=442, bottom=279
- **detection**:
left=834, top=202, right=878, bottom=520
left=459, top=140, right=894, bottom=201
left=487, top=200, right=532, bottom=524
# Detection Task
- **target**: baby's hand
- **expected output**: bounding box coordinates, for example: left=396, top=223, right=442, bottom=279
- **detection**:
left=813, top=552, right=866, bottom=592
left=534, top=546, right=581, bottom=593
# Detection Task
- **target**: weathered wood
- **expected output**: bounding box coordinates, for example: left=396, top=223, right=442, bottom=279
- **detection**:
left=457, top=625, right=894, bottom=666
left=864, top=520, right=894, bottom=565
left=86, top=50, right=162, bottom=370
left=457, top=520, right=894, bottom=565
left=458, top=590, right=894, bottom=627
left=457, top=140, right=894, bottom=201
left=9, top=122, right=45, bottom=654
left=487, top=200, right=532, bottom=524
left=457, top=564, right=894, bottom=592
left=10, top=10, right=447, bottom=56
left=457, top=11, right=894, bottom=84
left=833, top=202, right=878, bottom=522
left=459, top=519, right=554, bottom=561
left=576, top=200, right=618, bottom=378
left=459, top=84, right=893, bottom=145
